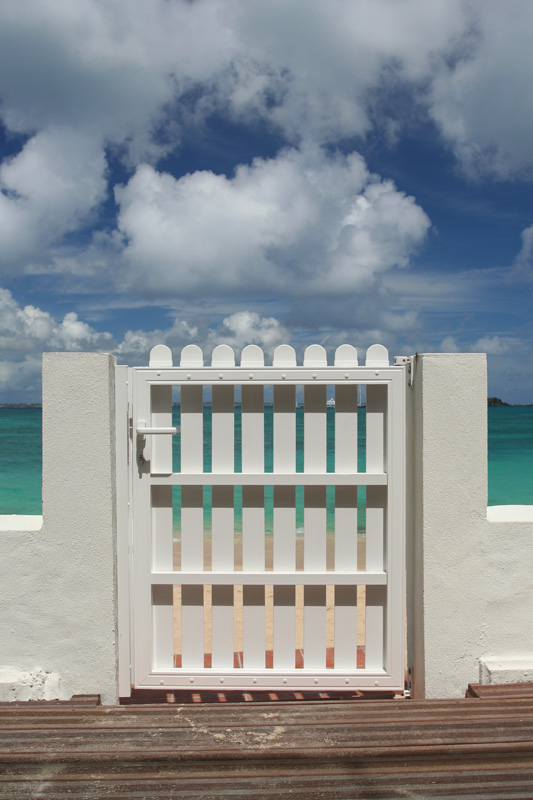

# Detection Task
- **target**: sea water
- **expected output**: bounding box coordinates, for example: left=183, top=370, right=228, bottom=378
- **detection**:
left=0, top=405, right=532, bottom=517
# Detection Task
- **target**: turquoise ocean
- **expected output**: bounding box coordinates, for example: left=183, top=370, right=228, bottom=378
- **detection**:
left=0, top=406, right=532, bottom=523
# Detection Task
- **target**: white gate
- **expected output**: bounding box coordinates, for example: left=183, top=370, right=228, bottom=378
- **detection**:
left=116, top=342, right=407, bottom=694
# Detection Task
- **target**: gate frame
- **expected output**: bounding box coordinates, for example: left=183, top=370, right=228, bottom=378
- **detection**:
left=116, top=346, right=408, bottom=696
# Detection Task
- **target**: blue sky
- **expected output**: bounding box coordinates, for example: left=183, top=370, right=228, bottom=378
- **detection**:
left=1, top=0, right=532, bottom=402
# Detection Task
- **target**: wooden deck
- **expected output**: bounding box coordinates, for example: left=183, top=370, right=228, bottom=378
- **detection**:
left=1, top=688, right=533, bottom=798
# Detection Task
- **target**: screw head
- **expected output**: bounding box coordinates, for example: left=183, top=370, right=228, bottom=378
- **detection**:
left=281, top=373, right=286, bottom=380
left=249, top=373, right=254, bottom=379
left=186, top=374, right=191, bottom=380
left=218, top=373, right=223, bottom=380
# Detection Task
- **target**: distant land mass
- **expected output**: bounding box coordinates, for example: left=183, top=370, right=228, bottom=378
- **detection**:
left=0, top=403, right=42, bottom=408
left=488, top=397, right=510, bottom=407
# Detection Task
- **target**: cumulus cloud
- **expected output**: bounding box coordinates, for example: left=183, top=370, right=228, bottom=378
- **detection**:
left=0, top=128, right=107, bottom=269
left=0, top=0, right=530, bottom=281
left=428, top=2, right=533, bottom=178
left=115, top=146, right=430, bottom=300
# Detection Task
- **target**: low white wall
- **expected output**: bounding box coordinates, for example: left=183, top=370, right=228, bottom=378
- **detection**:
left=1, top=350, right=531, bottom=702
left=0, top=353, right=118, bottom=704
left=407, top=353, right=533, bottom=699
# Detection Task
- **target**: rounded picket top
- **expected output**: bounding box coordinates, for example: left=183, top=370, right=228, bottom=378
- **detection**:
left=365, top=343, right=389, bottom=367
left=180, top=344, right=204, bottom=367
left=241, top=344, right=265, bottom=367
left=303, top=344, right=327, bottom=367
left=273, top=344, right=297, bottom=367
left=149, top=344, right=173, bottom=368
left=211, top=344, right=235, bottom=367
left=334, top=344, right=358, bottom=367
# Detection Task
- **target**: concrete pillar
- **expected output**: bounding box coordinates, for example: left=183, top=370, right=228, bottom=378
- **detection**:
left=0, top=353, right=119, bottom=703
left=408, top=353, right=533, bottom=698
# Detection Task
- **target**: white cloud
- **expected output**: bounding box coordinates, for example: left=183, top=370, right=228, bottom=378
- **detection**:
left=428, top=2, right=533, bottom=178
left=440, top=336, right=460, bottom=353
left=470, top=335, right=518, bottom=357
left=0, top=128, right=107, bottom=270
left=210, top=311, right=289, bottom=354
left=116, top=145, right=430, bottom=299
left=0, top=0, right=530, bottom=282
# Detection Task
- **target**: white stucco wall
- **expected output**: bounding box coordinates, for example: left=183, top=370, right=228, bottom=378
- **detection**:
left=1, top=349, right=531, bottom=702
left=407, top=353, right=533, bottom=699
left=0, top=353, right=118, bottom=703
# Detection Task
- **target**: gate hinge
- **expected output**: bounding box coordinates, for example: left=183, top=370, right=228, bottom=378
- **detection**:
left=394, top=355, right=416, bottom=388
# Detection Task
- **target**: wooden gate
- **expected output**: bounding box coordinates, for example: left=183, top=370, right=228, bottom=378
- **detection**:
left=116, top=342, right=407, bottom=694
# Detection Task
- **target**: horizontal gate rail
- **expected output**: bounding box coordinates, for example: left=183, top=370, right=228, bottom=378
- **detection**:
left=126, top=342, right=407, bottom=693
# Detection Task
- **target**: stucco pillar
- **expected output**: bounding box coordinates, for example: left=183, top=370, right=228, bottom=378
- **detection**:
left=407, top=353, right=488, bottom=698
left=41, top=352, right=119, bottom=702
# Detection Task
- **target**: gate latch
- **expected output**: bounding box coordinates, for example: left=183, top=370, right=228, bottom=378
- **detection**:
left=136, top=421, right=179, bottom=466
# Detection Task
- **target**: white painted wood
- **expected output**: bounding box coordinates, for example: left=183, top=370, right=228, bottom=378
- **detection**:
left=242, top=486, right=265, bottom=571
left=366, top=485, right=386, bottom=571
left=304, top=586, right=327, bottom=668
left=211, top=344, right=235, bottom=368
left=304, top=385, right=327, bottom=472
left=243, top=586, right=265, bottom=668
left=153, top=472, right=387, bottom=486
left=129, top=343, right=407, bottom=693
left=334, top=486, right=358, bottom=572
left=180, top=385, right=203, bottom=473
left=242, top=384, right=264, bottom=473
left=365, top=344, right=389, bottom=367
left=180, top=486, right=204, bottom=571
left=211, top=384, right=235, bottom=572
left=273, top=385, right=296, bottom=472
left=366, top=385, right=387, bottom=473
left=334, top=586, right=358, bottom=669
left=180, top=344, right=204, bottom=367
left=273, top=586, right=296, bottom=668
left=212, top=385, right=234, bottom=473
left=152, top=571, right=387, bottom=585
left=181, top=585, right=204, bottom=668
left=273, top=344, right=297, bottom=367
left=180, top=384, right=204, bottom=573
left=303, top=344, right=327, bottom=367
left=115, top=365, right=132, bottom=697
left=151, top=485, right=173, bottom=571
left=211, top=486, right=234, bottom=570
left=149, top=344, right=173, bottom=367
left=152, top=585, right=174, bottom=669
left=365, top=585, right=386, bottom=670
left=241, top=344, right=265, bottom=368
left=151, top=384, right=173, bottom=474
left=304, top=384, right=327, bottom=571
left=335, top=385, right=358, bottom=472
left=334, top=344, right=358, bottom=367
left=242, top=382, right=265, bottom=574
left=273, top=382, right=296, bottom=571
left=273, top=486, right=296, bottom=571
left=211, top=585, right=234, bottom=668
